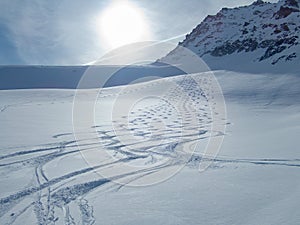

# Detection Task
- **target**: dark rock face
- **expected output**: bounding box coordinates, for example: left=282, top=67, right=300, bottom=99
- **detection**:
left=260, top=36, right=298, bottom=60
left=274, top=6, right=299, bottom=19
left=252, top=0, right=265, bottom=6
left=210, top=36, right=298, bottom=61
left=211, top=39, right=259, bottom=56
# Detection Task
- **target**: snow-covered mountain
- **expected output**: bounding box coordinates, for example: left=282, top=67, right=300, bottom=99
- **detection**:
left=160, top=0, right=300, bottom=73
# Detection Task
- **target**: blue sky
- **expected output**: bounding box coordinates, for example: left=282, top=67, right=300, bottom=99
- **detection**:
left=0, top=0, right=277, bottom=65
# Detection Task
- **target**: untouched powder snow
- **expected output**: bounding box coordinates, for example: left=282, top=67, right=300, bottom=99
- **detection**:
left=0, top=71, right=299, bottom=225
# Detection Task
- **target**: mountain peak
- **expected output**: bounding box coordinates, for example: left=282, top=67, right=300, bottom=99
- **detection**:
left=252, top=0, right=265, bottom=6
left=160, top=0, right=300, bottom=73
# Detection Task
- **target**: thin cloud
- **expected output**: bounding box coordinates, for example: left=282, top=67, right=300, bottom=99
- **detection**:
left=0, top=0, right=279, bottom=65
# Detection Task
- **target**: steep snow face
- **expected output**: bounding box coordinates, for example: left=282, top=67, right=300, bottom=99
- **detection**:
left=161, top=0, right=300, bottom=73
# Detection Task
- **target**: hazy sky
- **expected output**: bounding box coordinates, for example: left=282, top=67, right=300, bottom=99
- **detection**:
left=0, top=0, right=277, bottom=65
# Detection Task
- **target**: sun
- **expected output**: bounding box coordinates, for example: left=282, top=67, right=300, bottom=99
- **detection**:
left=98, top=1, right=151, bottom=49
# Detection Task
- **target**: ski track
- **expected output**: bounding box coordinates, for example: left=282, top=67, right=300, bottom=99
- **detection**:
left=1, top=75, right=299, bottom=224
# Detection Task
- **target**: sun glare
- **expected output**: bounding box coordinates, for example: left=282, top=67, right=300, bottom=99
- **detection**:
left=98, top=1, right=151, bottom=49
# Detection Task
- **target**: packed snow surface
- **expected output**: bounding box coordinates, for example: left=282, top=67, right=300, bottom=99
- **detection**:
left=0, top=71, right=299, bottom=224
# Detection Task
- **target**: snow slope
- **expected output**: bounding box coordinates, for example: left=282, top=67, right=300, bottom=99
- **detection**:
left=0, top=71, right=299, bottom=224
left=0, top=65, right=185, bottom=90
